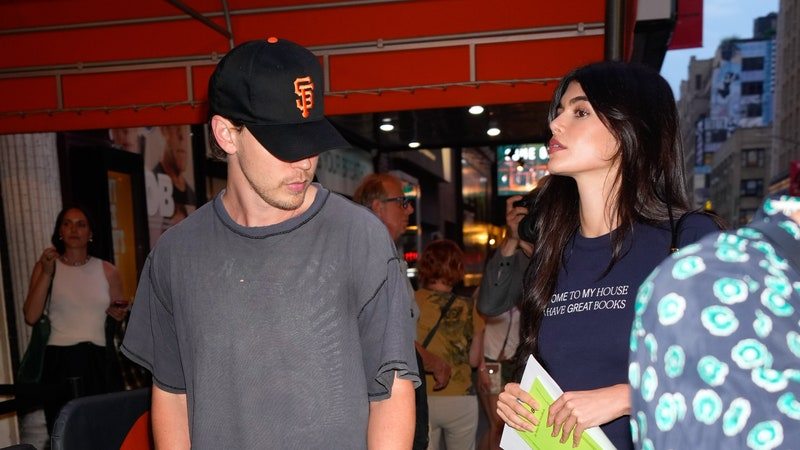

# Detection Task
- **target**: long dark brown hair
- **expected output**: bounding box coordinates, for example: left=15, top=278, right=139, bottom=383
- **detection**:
left=516, top=61, right=692, bottom=365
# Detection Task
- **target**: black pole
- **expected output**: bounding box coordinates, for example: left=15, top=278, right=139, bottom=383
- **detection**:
left=605, top=0, right=626, bottom=61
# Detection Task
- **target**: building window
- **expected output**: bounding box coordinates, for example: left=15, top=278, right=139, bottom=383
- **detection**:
left=742, top=57, right=764, bottom=71
left=741, top=81, right=763, bottom=95
left=741, top=148, right=765, bottom=168
left=740, top=179, right=763, bottom=197
left=695, top=74, right=702, bottom=90
left=710, top=129, right=728, bottom=143
left=746, top=103, right=763, bottom=117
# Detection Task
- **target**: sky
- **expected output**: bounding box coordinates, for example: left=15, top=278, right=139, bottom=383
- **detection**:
left=660, top=0, right=779, bottom=100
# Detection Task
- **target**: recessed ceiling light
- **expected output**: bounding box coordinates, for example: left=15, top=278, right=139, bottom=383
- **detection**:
left=379, top=123, right=394, bottom=132
left=408, top=141, right=421, bottom=149
left=468, top=105, right=484, bottom=115
left=487, top=127, right=501, bottom=137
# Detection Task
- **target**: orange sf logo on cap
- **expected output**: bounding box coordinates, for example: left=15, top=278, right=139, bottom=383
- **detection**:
left=294, top=76, right=314, bottom=118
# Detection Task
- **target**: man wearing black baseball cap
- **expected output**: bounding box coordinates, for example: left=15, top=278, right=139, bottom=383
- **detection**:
left=122, top=38, right=419, bottom=449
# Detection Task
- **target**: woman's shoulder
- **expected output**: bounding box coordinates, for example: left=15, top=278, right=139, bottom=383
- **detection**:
left=99, top=258, right=119, bottom=277
left=676, top=211, right=723, bottom=245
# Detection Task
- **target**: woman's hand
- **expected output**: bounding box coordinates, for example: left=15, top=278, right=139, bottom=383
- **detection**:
left=427, top=353, right=452, bottom=390
left=106, top=299, right=129, bottom=322
left=547, top=384, right=631, bottom=447
left=416, top=343, right=453, bottom=390
left=496, top=382, right=540, bottom=431
left=39, top=247, right=58, bottom=276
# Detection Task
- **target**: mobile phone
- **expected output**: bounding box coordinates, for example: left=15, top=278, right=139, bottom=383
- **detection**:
left=485, top=362, right=503, bottom=394
left=512, top=198, right=529, bottom=209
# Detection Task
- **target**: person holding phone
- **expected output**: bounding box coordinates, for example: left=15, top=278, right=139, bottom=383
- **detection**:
left=488, top=61, right=721, bottom=449
left=476, top=186, right=541, bottom=450
left=23, top=205, right=127, bottom=434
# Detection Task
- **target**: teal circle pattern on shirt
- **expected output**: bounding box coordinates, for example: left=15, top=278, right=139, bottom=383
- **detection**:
left=731, top=338, right=773, bottom=370
left=746, top=420, right=783, bottom=450
left=713, top=277, right=749, bottom=304
left=697, top=355, right=729, bottom=386
left=722, top=398, right=751, bottom=437
left=671, top=256, right=706, bottom=279
left=628, top=214, right=800, bottom=448
left=776, top=392, right=800, bottom=420
left=701, top=305, right=739, bottom=336
left=664, top=345, right=685, bottom=378
left=693, top=389, right=723, bottom=424
left=788, top=331, right=800, bottom=357
left=753, top=309, right=773, bottom=338
left=654, top=393, right=679, bottom=431
left=641, top=366, right=658, bottom=402
left=657, top=293, right=686, bottom=326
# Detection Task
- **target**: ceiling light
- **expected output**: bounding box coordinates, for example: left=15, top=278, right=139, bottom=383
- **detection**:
left=408, top=141, right=421, bottom=149
left=379, top=117, right=394, bottom=132
left=487, top=127, right=501, bottom=137
left=468, top=105, right=484, bottom=115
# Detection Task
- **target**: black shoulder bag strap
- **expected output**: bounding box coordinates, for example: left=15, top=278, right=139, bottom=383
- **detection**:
left=44, top=263, right=54, bottom=315
left=669, top=210, right=692, bottom=254
left=421, top=293, right=458, bottom=349
left=496, top=309, right=514, bottom=361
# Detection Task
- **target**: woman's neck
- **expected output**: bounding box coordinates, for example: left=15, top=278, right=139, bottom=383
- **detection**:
left=425, top=280, right=453, bottom=293
left=61, top=248, right=90, bottom=266
left=575, top=172, right=620, bottom=238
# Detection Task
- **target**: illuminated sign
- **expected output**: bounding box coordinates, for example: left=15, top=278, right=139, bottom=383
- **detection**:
left=496, top=144, right=549, bottom=196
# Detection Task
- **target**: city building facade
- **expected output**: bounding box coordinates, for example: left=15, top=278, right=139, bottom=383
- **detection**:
left=677, top=57, right=712, bottom=207
left=709, top=126, right=772, bottom=226
left=681, top=14, right=777, bottom=213
left=771, top=0, right=800, bottom=194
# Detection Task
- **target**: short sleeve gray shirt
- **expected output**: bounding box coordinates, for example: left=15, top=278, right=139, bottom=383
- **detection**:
left=122, top=185, right=420, bottom=449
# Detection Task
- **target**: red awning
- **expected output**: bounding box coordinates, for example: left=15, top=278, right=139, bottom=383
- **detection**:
left=0, top=0, right=607, bottom=133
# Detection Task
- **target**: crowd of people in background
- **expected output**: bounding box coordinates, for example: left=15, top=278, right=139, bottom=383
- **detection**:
left=17, top=38, right=799, bottom=450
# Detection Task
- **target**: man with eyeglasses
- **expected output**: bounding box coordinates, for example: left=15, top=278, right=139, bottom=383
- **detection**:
left=354, top=173, right=454, bottom=450
left=353, top=173, right=414, bottom=243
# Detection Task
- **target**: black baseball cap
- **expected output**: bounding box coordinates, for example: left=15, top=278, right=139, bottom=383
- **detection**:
left=208, top=37, right=350, bottom=162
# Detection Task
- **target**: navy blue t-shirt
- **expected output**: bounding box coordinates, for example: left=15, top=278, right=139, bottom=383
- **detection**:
left=538, top=214, right=719, bottom=449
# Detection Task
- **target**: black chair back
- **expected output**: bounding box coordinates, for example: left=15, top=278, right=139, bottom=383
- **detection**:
left=50, top=388, right=150, bottom=450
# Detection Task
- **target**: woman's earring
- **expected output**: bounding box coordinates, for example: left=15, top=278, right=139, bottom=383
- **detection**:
left=89, top=236, right=93, bottom=243
left=59, top=235, right=63, bottom=241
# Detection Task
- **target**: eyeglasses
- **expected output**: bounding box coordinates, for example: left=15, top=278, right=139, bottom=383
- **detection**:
left=381, top=196, right=412, bottom=209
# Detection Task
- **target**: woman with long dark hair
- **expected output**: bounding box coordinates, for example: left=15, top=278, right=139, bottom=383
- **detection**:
left=490, top=61, right=721, bottom=449
left=23, top=205, right=128, bottom=433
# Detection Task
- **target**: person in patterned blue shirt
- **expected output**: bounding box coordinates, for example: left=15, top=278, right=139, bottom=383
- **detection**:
left=630, top=195, right=800, bottom=450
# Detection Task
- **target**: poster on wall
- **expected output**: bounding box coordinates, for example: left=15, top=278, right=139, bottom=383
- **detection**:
left=110, top=125, right=196, bottom=248
left=107, top=170, right=138, bottom=301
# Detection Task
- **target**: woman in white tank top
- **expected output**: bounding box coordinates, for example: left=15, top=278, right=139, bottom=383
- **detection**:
left=23, top=205, right=128, bottom=434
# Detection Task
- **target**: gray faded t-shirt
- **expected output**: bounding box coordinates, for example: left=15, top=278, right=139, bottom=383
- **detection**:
left=122, top=185, right=420, bottom=449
